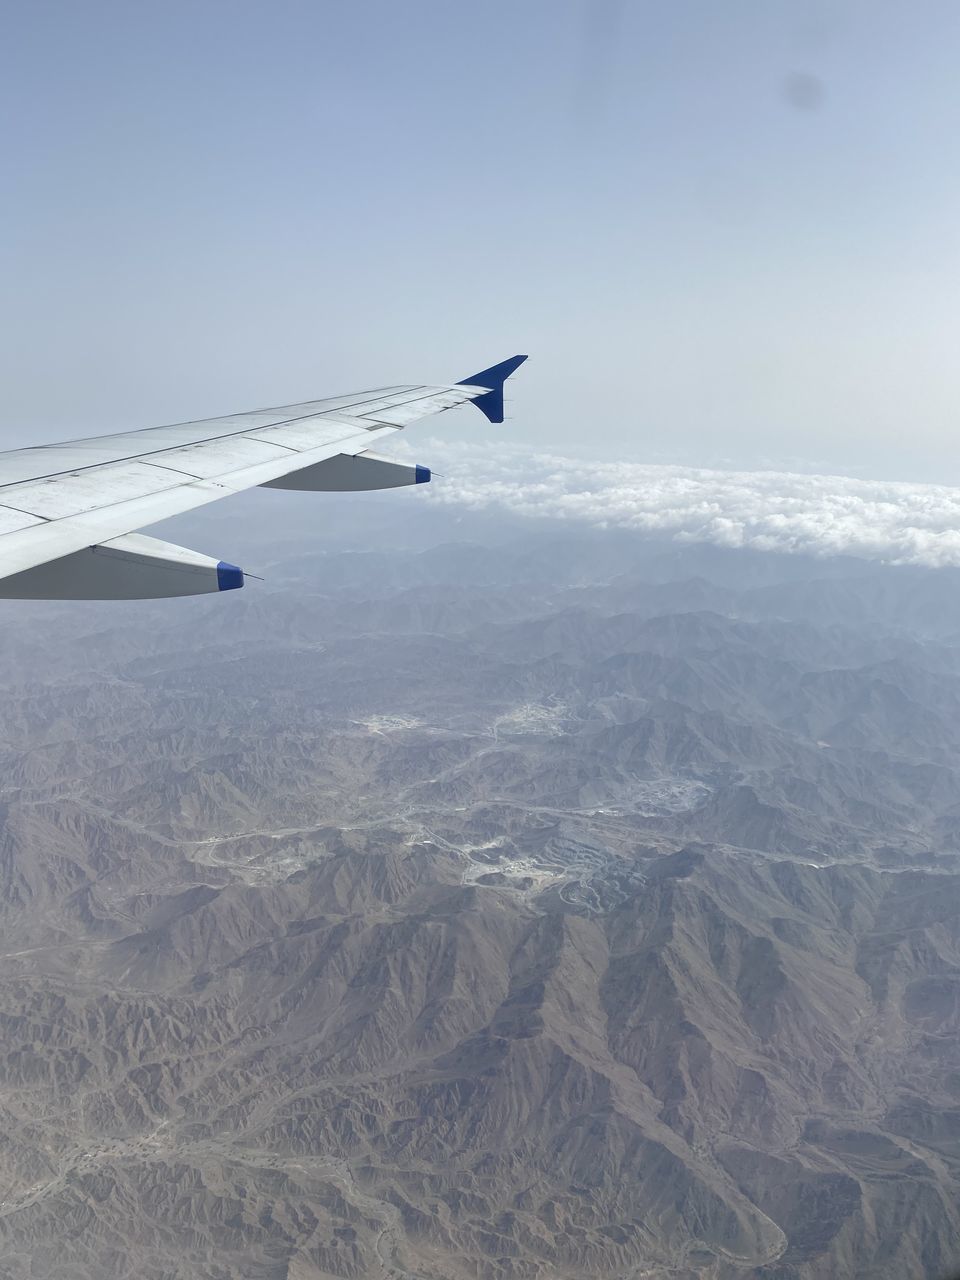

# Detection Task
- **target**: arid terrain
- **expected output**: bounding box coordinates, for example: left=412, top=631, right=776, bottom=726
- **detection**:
left=0, top=499, right=959, bottom=1279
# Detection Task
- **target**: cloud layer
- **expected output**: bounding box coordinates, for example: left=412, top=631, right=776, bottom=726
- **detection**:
left=405, top=441, right=960, bottom=568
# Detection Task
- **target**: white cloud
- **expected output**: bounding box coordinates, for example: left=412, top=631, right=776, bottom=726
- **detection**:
left=395, top=439, right=960, bottom=567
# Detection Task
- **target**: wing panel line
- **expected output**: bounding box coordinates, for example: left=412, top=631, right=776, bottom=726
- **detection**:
left=0, top=387, right=465, bottom=489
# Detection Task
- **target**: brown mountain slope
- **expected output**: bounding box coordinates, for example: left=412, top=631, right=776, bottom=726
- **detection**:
left=0, top=528, right=958, bottom=1277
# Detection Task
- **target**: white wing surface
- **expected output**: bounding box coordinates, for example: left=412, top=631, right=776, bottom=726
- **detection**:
left=0, top=356, right=527, bottom=599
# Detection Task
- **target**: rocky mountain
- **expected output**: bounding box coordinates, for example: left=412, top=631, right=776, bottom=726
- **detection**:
left=0, top=499, right=958, bottom=1279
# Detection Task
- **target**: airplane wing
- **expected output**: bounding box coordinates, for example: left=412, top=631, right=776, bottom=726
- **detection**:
left=0, top=354, right=527, bottom=600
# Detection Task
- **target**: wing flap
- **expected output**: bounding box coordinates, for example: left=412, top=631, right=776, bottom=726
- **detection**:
left=147, top=436, right=303, bottom=479
left=244, top=417, right=377, bottom=452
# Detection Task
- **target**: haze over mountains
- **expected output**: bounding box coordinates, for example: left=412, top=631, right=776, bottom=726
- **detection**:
left=1, top=494, right=959, bottom=1279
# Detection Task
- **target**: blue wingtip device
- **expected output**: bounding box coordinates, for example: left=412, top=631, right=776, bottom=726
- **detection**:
left=457, top=354, right=528, bottom=424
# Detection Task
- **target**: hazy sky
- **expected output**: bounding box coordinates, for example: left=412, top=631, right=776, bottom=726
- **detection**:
left=3, top=1, right=960, bottom=482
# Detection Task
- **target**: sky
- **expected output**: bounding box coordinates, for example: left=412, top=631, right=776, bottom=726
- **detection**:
left=3, top=1, right=960, bottom=487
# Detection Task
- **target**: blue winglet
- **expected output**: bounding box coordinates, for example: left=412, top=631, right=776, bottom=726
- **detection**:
left=457, top=354, right=528, bottom=424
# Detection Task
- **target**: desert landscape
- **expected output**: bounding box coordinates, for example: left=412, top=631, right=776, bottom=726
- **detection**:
left=0, top=502, right=956, bottom=1278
